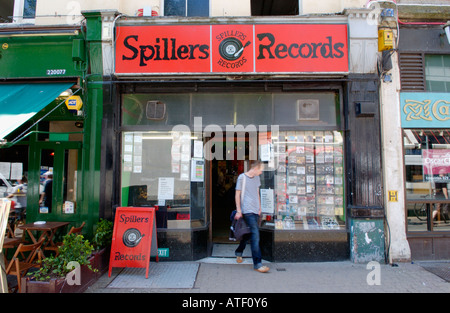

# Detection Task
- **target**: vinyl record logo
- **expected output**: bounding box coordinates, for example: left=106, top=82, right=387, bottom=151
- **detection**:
left=219, top=37, right=250, bottom=61
left=215, top=29, right=251, bottom=70
left=122, top=228, right=145, bottom=247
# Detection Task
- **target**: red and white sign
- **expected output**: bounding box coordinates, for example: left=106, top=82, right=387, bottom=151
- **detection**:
left=115, top=24, right=348, bottom=74
left=108, top=207, right=158, bottom=279
left=423, top=149, right=450, bottom=175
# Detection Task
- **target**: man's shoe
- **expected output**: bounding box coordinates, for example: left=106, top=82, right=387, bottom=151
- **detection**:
left=236, top=256, right=243, bottom=263
left=255, top=266, right=269, bottom=273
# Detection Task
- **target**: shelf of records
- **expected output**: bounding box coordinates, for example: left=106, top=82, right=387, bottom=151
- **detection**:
left=273, top=131, right=345, bottom=230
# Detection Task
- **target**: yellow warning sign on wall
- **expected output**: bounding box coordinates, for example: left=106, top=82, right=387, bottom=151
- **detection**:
left=388, top=190, right=398, bottom=202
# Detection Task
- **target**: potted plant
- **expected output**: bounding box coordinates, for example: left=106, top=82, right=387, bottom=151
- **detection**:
left=91, top=218, right=113, bottom=276
left=21, top=233, right=98, bottom=293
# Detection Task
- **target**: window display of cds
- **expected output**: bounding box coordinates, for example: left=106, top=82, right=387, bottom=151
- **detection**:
left=274, top=131, right=344, bottom=230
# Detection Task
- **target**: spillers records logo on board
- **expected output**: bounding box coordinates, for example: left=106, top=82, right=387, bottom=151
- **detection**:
left=213, top=26, right=254, bottom=72
left=217, top=32, right=250, bottom=69
left=115, top=24, right=349, bottom=74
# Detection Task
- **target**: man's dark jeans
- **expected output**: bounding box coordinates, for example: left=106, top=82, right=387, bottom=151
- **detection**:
left=235, top=213, right=262, bottom=269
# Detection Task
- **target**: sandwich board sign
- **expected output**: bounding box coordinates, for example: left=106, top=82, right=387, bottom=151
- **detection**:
left=108, top=207, right=158, bottom=279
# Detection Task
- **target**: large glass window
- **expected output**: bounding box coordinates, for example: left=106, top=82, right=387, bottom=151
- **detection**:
left=272, top=131, right=345, bottom=230
left=404, top=129, right=450, bottom=232
left=121, top=90, right=343, bottom=231
left=121, top=131, right=206, bottom=229
left=122, top=92, right=339, bottom=128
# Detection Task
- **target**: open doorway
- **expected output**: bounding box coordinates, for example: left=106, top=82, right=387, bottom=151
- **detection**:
left=209, top=135, right=250, bottom=243
left=211, top=159, right=243, bottom=242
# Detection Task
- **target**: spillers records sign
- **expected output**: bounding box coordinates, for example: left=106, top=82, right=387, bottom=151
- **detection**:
left=115, top=24, right=349, bottom=74
left=108, top=207, right=158, bottom=279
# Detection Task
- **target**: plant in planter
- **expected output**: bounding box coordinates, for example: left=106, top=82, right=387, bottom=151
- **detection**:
left=92, top=218, right=113, bottom=251
left=23, top=233, right=97, bottom=293
left=91, top=218, right=113, bottom=275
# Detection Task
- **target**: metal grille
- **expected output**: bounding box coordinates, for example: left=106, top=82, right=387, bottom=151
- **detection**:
left=399, top=53, right=425, bottom=91
left=419, top=262, right=450, bottom=283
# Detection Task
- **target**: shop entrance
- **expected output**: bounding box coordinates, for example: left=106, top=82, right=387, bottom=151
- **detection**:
left=208, top=135, right=251, bottom=243
left=211, top=159, right=243, bottom=242
left=26, top=121, right=83, bottom=221
left=37, top=142, right=81, bottom=214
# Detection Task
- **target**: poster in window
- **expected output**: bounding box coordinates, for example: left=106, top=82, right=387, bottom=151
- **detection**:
left=422, top=149, right=450, bottom=177
left=260, top=189, right=274, bottom=214
left=158, top=177, right=174, bottom=200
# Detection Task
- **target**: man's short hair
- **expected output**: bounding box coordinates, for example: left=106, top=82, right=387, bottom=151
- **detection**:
left=250, top=160, right=263, bottom=168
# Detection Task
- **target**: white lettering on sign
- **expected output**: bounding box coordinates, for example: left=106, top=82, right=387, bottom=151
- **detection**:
left=46, top=69, right=67, bottom=75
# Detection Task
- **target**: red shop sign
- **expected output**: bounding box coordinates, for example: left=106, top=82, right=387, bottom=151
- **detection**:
left=115, top=23, right=348, bottom=74
left=108, top=207, right=158, bottom=279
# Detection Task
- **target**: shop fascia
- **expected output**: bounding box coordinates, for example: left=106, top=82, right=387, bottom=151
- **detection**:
left=115, top=23, right=349, bottom=75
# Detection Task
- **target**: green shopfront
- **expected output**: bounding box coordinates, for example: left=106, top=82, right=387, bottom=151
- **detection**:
left=0, top=26, right=101, bottom=237
left=102, top=16, right=386, bottom=262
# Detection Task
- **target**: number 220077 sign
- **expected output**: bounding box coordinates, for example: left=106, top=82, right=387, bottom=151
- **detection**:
left=108, top=207, right=158, bottom=279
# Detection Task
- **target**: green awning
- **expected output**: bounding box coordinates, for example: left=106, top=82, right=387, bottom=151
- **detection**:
left=0, top=83, right=74, bottom=140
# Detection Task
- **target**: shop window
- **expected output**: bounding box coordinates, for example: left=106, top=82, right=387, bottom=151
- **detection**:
left=191, top=93, right=272, bottom=126
left=425, top=55, right=450, bottom=92
left=122, top=94, right=190, bottom=126
left=272, top=131, right=345, bottom=230
left=122, top=92, right=338, bottom=128
left=273, top=93, right=339, bottom=127
left=164, top=0, right=209, bottom=17
left=121, top=131, right=206, bottom=229
left=121, top=90, right=342, bottom=231
left=404, top=129, right=450, bottom=232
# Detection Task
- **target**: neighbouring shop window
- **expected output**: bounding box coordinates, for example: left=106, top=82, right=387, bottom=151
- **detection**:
left=164, top=0, right=209, bottom=17
left=404, top=129, right=450, bottom=232
left=425, top=55, right=450, bottom=92
left=272, top=131, right=345, bottom=230
left=121, top=131, right=206, bottom=229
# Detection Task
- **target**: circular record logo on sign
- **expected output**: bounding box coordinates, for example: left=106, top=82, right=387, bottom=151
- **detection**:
left=219, top=37, right=246, bottom=61
left=122, top=228, right=145, bottom=247
left=213, top=26, right=253, bottom=72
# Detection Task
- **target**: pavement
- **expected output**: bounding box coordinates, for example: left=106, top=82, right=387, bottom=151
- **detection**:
left=85, top=257, right=449, bottom=294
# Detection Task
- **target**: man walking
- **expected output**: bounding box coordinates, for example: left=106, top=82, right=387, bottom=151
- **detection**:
left=234, top=160, right=269, bottom=273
